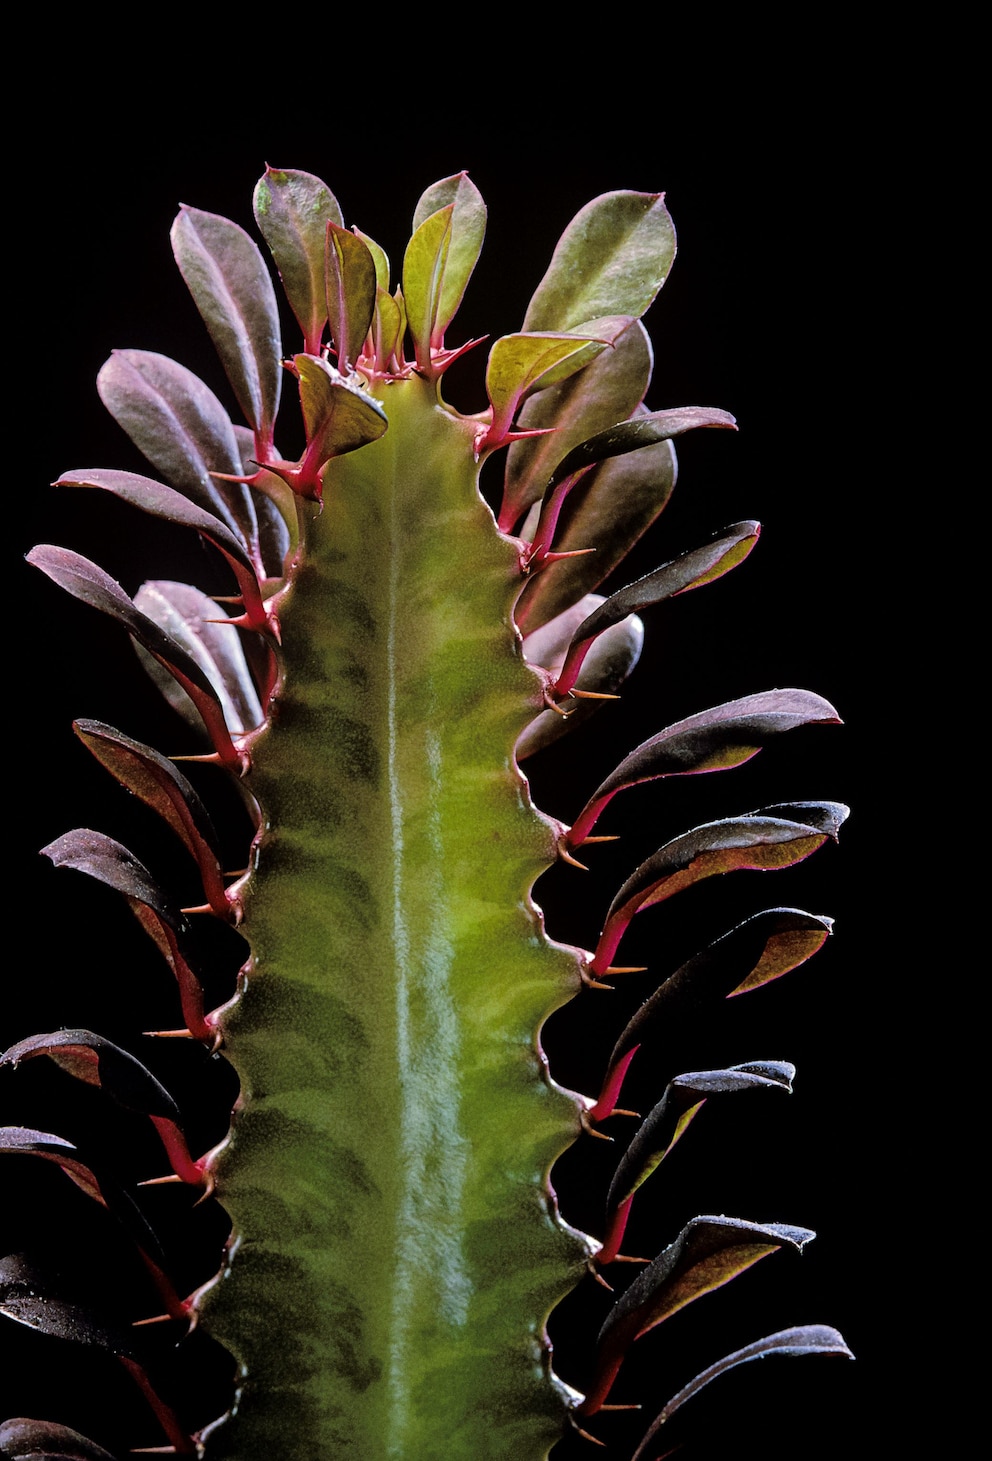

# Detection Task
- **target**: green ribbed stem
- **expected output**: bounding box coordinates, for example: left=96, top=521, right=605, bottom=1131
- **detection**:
left=204, top=375, right=584, bottom=1458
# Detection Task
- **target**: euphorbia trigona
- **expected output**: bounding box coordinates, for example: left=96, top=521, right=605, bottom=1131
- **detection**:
left=2, top=167, right=852, bottom=1459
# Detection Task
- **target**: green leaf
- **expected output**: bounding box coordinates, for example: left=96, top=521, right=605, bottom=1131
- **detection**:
left=253, top=165, right=343, bottom=355
left=171, top=204, right=282, bottom=449
left=293, top=354, right=388, bottom=485
left=501, top=320, right=653, bottom=531
left=411, top=173, right=486, bottom=345
left=484, top=326, right=622, bottom=445
left=630, top=1325, right=854, bottom=1459
left=567, top=689, right=842, bottom=845
left=523, top=191, right=676, bottom=334
left=353, top=227, right=390, bottom=291
left=324, top=223, right=377, bottom=374
left=580, top=1217, right=816, bottom=1414
left=401, top=203, right=453, bottom=369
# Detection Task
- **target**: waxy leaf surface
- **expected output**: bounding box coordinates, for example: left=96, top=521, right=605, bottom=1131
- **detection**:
left=581, top=1218, right=816, bottom=1413
left=171, top=205, right=282, bottom=446
left=253, top=166, right=343, bottom=354
left=630, top=1325, right=854, bottom=1460
left=524, top=191, right=676, bottom=334
left=411, top=173, right=486, bottom=346
left=568, top=689, right=842, bottom=846
left=96, top=349, right=259, bottom=551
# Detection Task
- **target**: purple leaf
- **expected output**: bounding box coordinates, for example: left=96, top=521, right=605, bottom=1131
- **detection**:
left=599, top=1062, right=795, bottom=1262
left=514, top=427, right=676, bottom=634
left=579, top=1218, right=816, bottom=1414
left=589, top=804, right=847, bottom=976
left=0, top=1416, right=118, bottom=1459
left=96, top=348, right=260, bottom=555
left=567, top=690, right=842, bottom=846
left=630, top=1325, right=854, bottom=1460
left=40, top=831, right=213, bottom=1043
left=501, top=320, right=653, bottom=533
left=590, top=908, right=833, bottom=1119
left=72, top=720, right=229, bottom=917
left=552, top=522, right=759, bottom=697
left=171, top=204, right=282, bottom=456
left=26, top=547, right=242, bottom=768
left=0, top=1032, right=204, bottom=1186
left=54, top=468, right=268, bottom=632
left=132, top=579, right=263, bottom=741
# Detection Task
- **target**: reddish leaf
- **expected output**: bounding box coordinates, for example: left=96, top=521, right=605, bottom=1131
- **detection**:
left=580, top=1218, right=816, bottom=1414
left=96, top=348, right=260, bottom=558
left=599, top=1062, right=795, bottom=1262
left=72, top=720, right=229, bottom=917
left=553, top=522, right=759, bottom=697
left=589, top=804, right=847, bottom=976
left=567, top=690, right=842, bottom=847
left=590, top=908, right=833, bottom=1119
left=0, top=1416, right=118, bottom=1460
left=0, top=1032, right=203, bottom=1186
left=630, top=1325, right=854, bottom=1460
left=171, top=204, right=282, bottom=456
left=132, top=579, right=264, bottom=741
left=40, top=831, right=212, bottom=1043
left=26, top=547, right=241, bottom=768
left=54, top=468, right=268, bottom=632
left=325, top=223, right=377, bottom=374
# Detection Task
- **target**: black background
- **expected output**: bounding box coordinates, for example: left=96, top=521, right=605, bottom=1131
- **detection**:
left=5, top=119, right=895, bottom=1459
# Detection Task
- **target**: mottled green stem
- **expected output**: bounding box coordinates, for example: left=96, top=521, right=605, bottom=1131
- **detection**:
left=205, top=376, right=585, bottom=1459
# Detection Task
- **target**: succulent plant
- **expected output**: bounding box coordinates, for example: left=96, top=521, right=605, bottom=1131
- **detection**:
left=3, top=164, right=854, bottom=1459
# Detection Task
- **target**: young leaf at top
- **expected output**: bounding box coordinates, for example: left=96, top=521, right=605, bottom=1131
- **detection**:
left=324, top=222, right=377, bottom=375
left=630, top=1325, right=854, bottom=1461
left=579, top=1218, right=816, bottom=1415
left=589, top=803, right=848, bottom=976
left=253, top=166, right=343, bottom=355
left=481, top=321, right=628, bottom=452
left=524, top=191, right=676, bottom=335
left=411, top=173, right=486, bottom=351
left=566, top=689, right=842, bottom=848
left=283, top=355, right=388, bottom=499
left=171, top=204, right=282, bottom=456
left=590, top=908, right=834, bottom=1119
left=500, top=319, right=654, bottom=532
